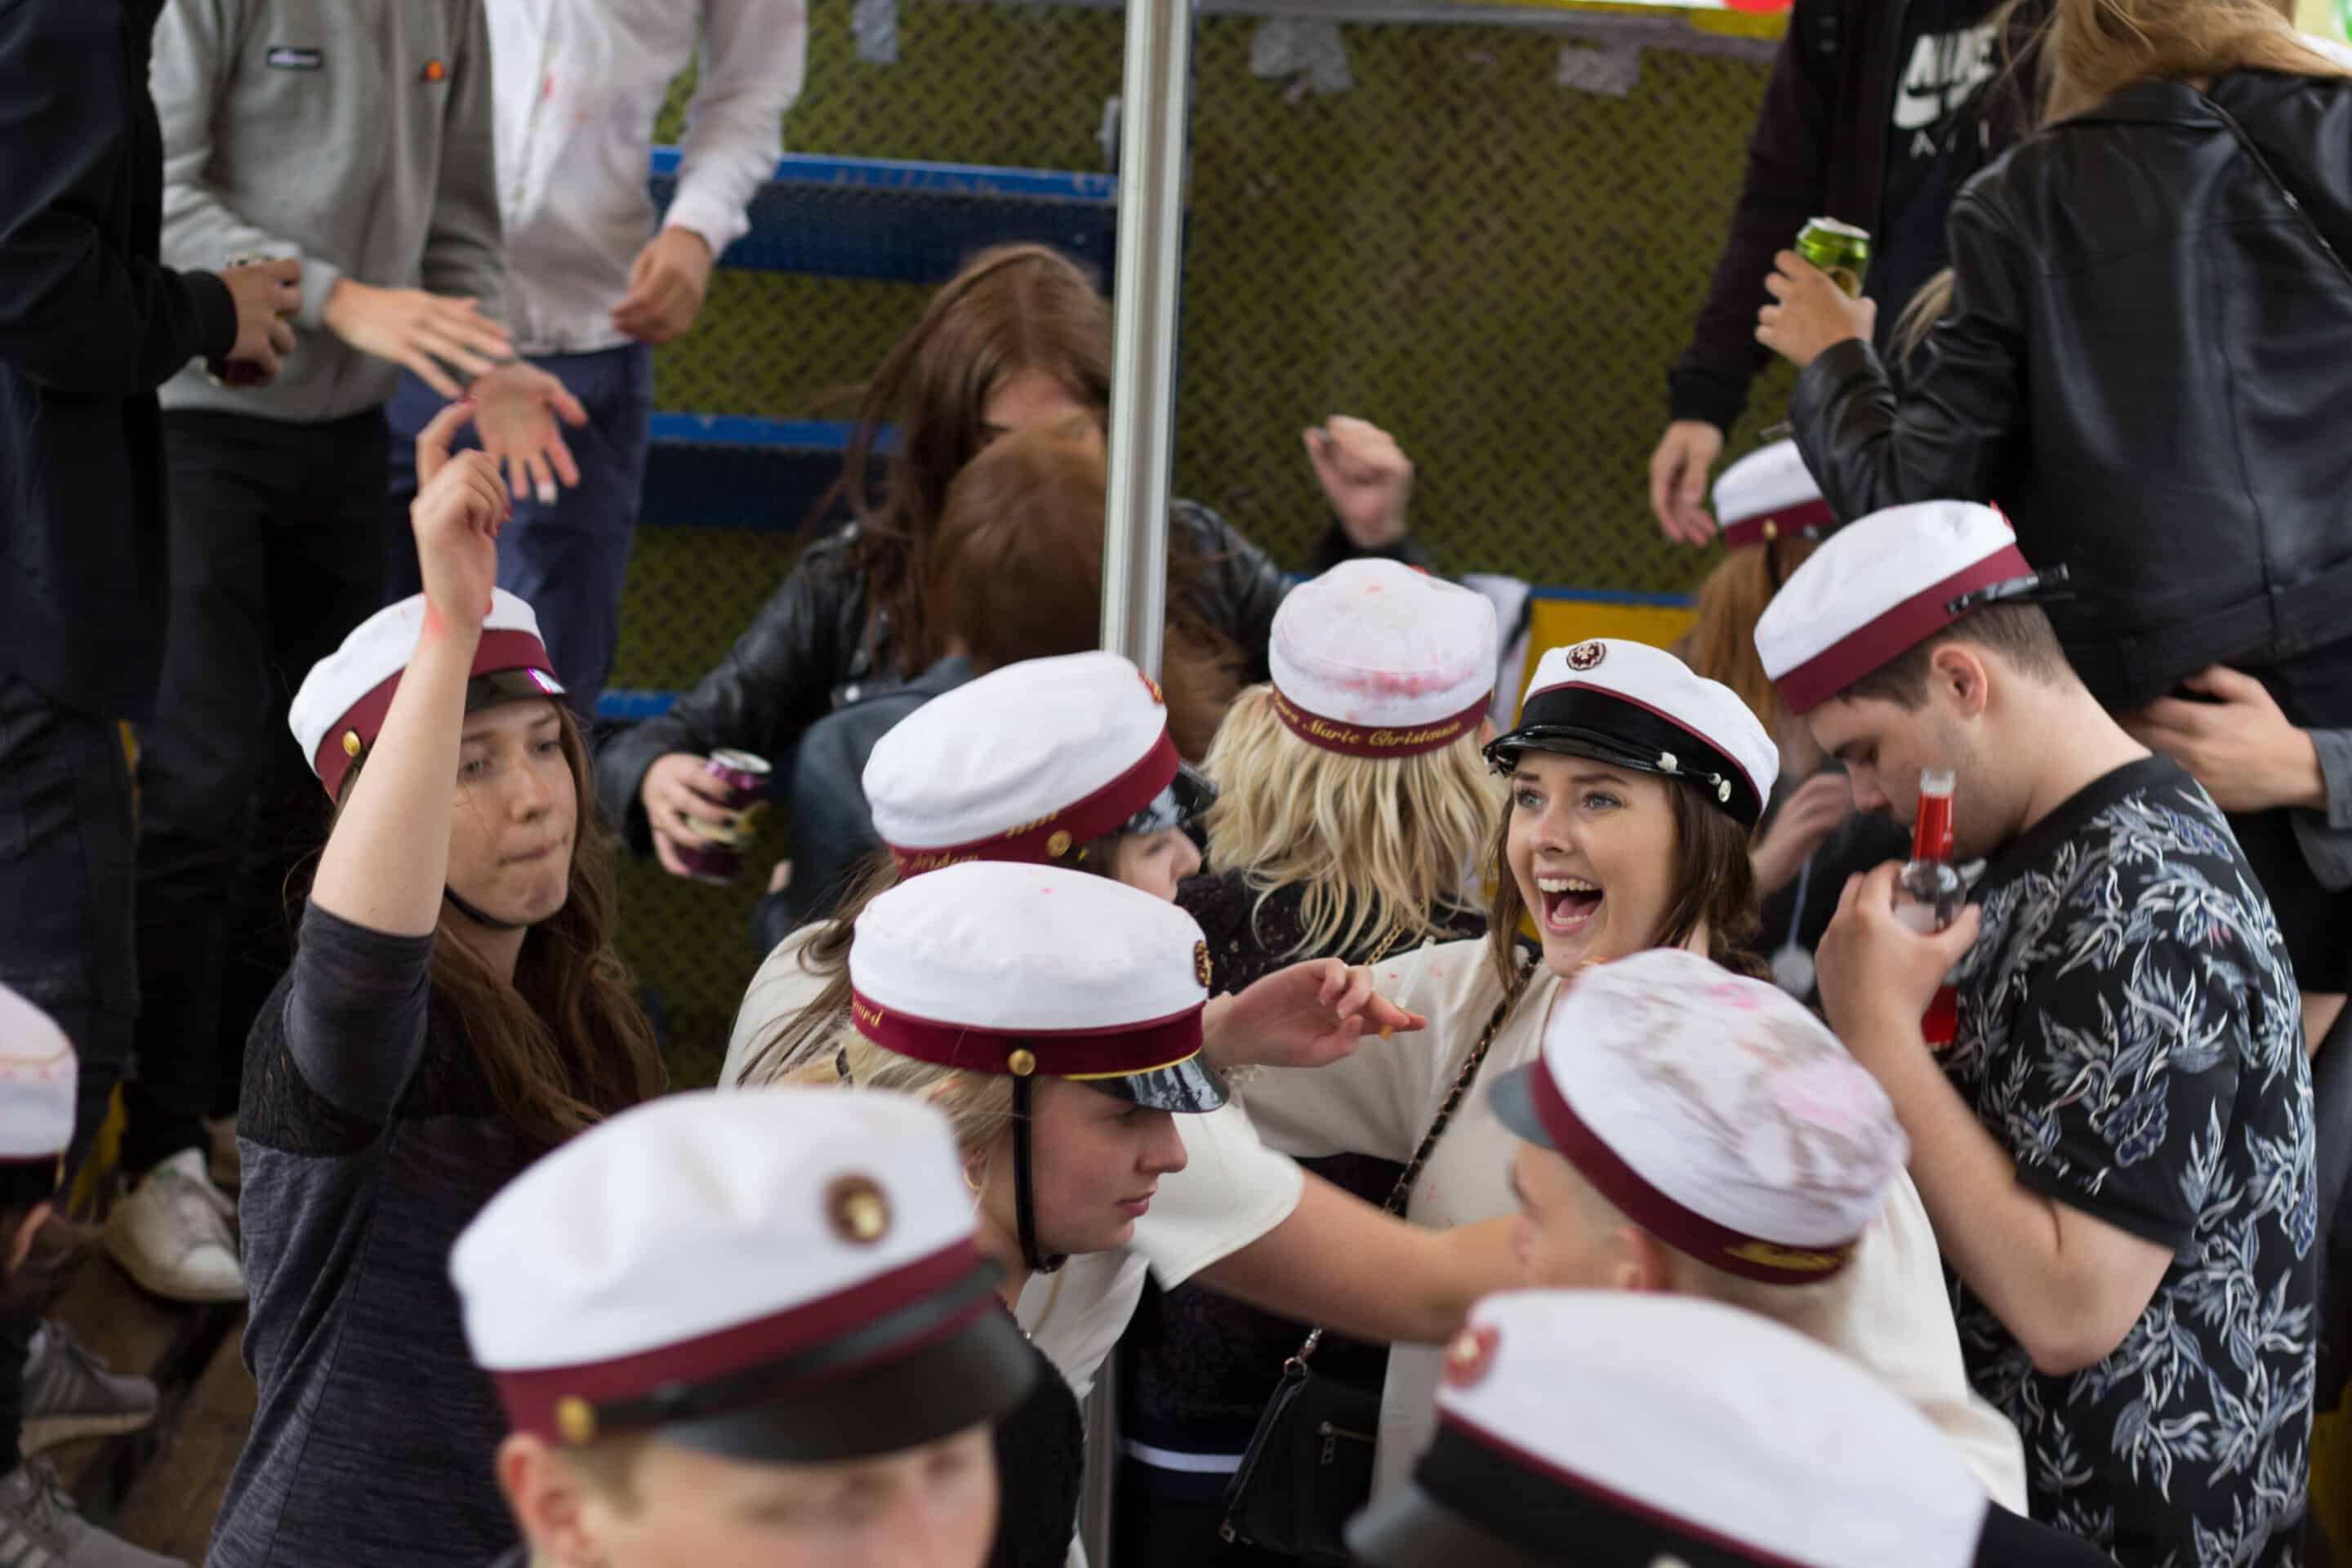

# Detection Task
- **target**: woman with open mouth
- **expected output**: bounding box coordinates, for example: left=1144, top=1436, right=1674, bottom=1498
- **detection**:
left=1237, top=636, right=2028, bottom=1514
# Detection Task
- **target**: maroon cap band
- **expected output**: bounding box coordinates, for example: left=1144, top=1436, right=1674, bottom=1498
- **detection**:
left=313, top=627, right=558, bottom=800
left=1772, top=546, right=2033, bottom=716
left=849, top=991, right=1205, bottom=1081
left=1720, top=497, right=1834, bottom=553
left=493, top=1238, right=989, bottom=1442
left=1526, top=1059, right=1856, bottom=1286
left=885, top=728, right=1180, bottom=875
left=1269, top=687, right=1490, bottom=759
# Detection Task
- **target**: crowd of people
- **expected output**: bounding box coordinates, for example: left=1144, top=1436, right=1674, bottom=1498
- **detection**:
left=2, top=0, right=2350, bottom=1564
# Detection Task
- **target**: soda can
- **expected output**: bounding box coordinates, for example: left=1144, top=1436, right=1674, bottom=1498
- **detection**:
left=207, top=252, right=285, bottom=388
left=1795, top=217, right=1872, bottom=298
left=674, top=750, right=773, bottom=885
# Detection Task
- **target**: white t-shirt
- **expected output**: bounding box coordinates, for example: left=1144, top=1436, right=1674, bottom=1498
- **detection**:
left=1241, top=938, right=2028, bottom=1512
left=723, top=926, right=1308, bottom=1401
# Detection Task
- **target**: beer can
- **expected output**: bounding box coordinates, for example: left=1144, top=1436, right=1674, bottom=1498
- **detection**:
left=207, top=252, right=284, bottom=388
left=1795, top=217, right=1872, bottom=298
left=674, top=750, right=773, bottom=885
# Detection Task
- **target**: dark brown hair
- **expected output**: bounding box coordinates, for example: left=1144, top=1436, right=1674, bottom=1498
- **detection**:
left=829, top=245, right=1116, bottom=680
left=336, top=703, right=666, bottom=1149
left=1482, top=773, right=1766, bottom=997
left=1836, top=604, right=2071, bottom=711
left=924, top=416, right=1240, bottom=760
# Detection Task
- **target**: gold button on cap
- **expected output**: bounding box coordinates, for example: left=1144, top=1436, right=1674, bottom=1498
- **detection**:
left=341, top=730, right=363, bottom=759
left=1047, top=830, right=1073, bottom=858
left=1008, top=1048, right=1037, bottom=1076
left=555, top=1396, right=597, bottom=1447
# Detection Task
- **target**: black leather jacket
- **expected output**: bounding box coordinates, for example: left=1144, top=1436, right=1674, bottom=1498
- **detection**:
left=1793, top=70, right=2352, bottom=711
left=597, top=504, right=1425, bottom=855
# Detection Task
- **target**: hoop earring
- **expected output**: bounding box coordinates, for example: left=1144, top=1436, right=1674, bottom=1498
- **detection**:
left=963, top=1156, right=987, bottom=1196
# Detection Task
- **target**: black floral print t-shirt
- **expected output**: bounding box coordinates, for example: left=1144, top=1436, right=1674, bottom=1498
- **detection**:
left=1945, top=756, right=2315, bottom=1566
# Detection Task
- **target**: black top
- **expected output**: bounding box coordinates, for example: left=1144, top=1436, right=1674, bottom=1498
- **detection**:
left=1793, top=70, right=2352, bottom=710
left=1947, top=756, right=2313, bottom=1565
left=991, top=1326, right=1084, bottom=1568
left=1123, top=876, right=1486, bottom=1459
left=1667, top=0, right=2034, bottom=431
left=1870, top=0, right=2009, bottom=347
left=0, top=0, right=236, bottom=717
left=595, top=507, right=1430, bottom=862
left=213, top=906, right=528, bottom=1568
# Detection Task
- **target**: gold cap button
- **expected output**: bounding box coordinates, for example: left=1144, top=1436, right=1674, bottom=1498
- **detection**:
left=555, top=1396, right=597, bottom=1447
left=341, top=730, right=363, bottom=759
left=1007, top=1048, right=1037, bottom=1077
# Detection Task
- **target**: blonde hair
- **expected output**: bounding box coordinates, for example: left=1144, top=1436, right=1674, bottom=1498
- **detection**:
left=1895, top=0, right=2347, bottom=357
left=1570, top=1178, right=1863, bottom=1346
left=1199, top=686, right=1501, bottom=961
left=830, top=1031, right=1019, bottom=1154
left=1679, top=538, right=1822, bottom=736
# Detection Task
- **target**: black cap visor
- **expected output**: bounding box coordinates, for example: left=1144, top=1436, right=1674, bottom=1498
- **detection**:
left=1486, top=1062, right=1552, bottom=1150
left=652, top=1266, right=1039, bottom=1465
left=1120, top=764, right=1218, bottom=838
left=465, top=667, right=566, bottom=715
left=1071, top=1054, right=1227, bottom=1115
left=1484, top=720, right=1761, bottom=828
left=1346, top=1480, right=1585, bottom=1568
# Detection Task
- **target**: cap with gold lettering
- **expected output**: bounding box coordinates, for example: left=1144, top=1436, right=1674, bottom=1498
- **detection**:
left=1268, top=559, right=1496, bottom=757
left=849, top=862, right=1225, bottom=1275
left=864, top=651, right=1184, bottom=875
left=451, top=1088, right=1035, bottom=1461
left=1487, top=947, right=1906, bottom=1287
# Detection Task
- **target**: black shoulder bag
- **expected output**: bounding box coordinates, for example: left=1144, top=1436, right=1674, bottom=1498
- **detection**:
left=1218, top=961, right=1529, bottom=1564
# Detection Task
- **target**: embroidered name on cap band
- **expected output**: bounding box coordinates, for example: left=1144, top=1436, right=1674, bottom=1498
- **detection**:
left=1525, top=1058, right=1857, bottom=1285
left=1269, top=687, right=1489, bottom=758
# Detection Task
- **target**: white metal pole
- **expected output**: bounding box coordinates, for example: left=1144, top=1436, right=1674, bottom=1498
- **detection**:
left=1097, top=0, right=1192, bottom=679
left=1082, top=10, right=1192, bottom=1561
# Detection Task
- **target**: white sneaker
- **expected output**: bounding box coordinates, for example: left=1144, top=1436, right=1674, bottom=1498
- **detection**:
left=102, top=1148, right=243, bottom=1304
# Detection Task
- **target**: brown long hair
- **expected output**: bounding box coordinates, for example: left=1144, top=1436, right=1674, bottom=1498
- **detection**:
left=924, top=416, right=1239, bottom=759
left=830, top=246, right=1116, bottom=679
left=1895, top=0, right=2345, bottom=355
left=1680, top=537, right=1822, bottom=735
left=335, top=703, right=665, bottom=1149
left=1481, top=775, right=1766, bottom=997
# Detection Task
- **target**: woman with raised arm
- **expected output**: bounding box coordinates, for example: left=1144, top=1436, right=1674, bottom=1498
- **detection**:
left=212, top=405, right=663, bottom=1568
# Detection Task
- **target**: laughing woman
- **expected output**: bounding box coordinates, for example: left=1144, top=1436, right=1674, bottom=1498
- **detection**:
left=1237, top=638, right=2029, bottom=1511
left=212, top=406, right=662, bottom=1568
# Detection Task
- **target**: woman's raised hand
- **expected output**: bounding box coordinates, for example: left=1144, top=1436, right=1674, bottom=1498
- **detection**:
left=1200, top=958, right=1430, bottom=1071
left=410, top=399, right=509, bottom=630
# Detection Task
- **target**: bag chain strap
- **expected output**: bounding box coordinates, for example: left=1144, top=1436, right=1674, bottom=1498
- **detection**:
left=1287, top=953, right=1535, bottom=1371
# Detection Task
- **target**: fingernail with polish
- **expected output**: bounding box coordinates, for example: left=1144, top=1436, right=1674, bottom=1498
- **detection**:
left=537, top=483, right=557, bottom=506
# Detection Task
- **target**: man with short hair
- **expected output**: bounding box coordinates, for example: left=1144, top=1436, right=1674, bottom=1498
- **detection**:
left=1756, top=500, right=2315, bottom=1566
left=1489, top=944, right=2027, bottom=1510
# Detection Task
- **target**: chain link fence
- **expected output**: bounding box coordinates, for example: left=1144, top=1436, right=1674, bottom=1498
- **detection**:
left=616, top=1, right=1793, bottom=1083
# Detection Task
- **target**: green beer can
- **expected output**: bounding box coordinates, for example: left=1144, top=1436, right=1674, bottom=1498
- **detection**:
left=1796, top=217, right=1872, bottom=297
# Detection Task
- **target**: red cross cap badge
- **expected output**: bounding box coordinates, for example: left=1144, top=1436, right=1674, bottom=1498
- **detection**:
left=1566, top=641, right=1606, bottom=672
left=1443, top=1324, right=1499, bottom=1388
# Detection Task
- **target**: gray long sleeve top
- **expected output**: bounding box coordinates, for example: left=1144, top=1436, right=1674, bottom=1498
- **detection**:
left=151, top=0, right=503, bottom=422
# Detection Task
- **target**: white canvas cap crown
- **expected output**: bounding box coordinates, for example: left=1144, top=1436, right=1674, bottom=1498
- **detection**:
left=864, top=651, right=1175, bottom=866
left=1268, top=561, right=1497, bottom=752
left=850, top=861, right=1207, bottom=1039
left=1754, top=500, right=2034, bottom=715
left=452, top=1088, right=976, bottom=1374
left=1506, top=948, right=1905, bottom=1275
left=1420, top=1290, right=1988, bottom=1568
left=287, top=588, right=559, bottom=795
left=0, top=985, right=74, bottom=1165
left=1712, top=438, right=1827, bottom=537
